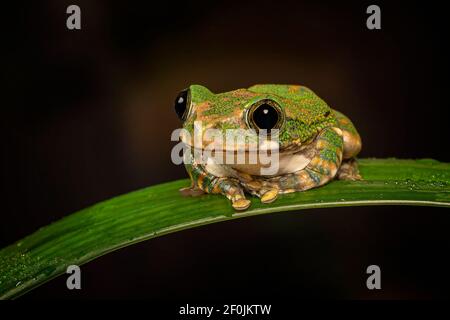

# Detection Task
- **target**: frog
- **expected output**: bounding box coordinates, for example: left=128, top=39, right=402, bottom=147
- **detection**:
left=174, top=84, right=362, bottom=210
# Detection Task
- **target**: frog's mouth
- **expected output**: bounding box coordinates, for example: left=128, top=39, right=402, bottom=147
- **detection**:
left=180, top=133, right=288, bottom=154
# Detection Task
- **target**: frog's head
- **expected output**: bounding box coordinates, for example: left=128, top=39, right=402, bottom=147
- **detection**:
left=174, top=84, right=336, bottom=151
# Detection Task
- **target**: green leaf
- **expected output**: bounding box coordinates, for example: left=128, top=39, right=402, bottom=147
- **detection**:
left=0, top=158, right=449, bottom=299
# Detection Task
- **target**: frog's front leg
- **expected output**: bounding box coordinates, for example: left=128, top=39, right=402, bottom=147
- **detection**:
left=266, top=126, right=344, bottom=193
left=240, top=126, right=344, bottom=199
left=182, top=162, right=251, bottom=210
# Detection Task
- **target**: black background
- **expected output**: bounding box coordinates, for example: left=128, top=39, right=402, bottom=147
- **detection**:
left=1, top=0, right=449, bottom=299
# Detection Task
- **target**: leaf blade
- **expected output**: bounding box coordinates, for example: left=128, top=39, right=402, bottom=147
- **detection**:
left=0, top=158, right=449, bottom=299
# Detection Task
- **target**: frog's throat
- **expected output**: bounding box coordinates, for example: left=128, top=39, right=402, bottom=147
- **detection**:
left=185, top=142, right=316, bottom=175
left=199, top=146, right=314, bottom=177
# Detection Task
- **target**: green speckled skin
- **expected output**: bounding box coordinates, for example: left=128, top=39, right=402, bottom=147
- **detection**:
left=179, top=84, right=362, bottom=210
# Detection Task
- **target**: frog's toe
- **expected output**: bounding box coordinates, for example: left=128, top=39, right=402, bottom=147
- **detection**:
left=337, top=159, right=362, bottom=181
left=260, top=188, right=278, bottom=204
left=232, top=198, right=251, bottom=211
left=339, top=172, right=362, bottom=181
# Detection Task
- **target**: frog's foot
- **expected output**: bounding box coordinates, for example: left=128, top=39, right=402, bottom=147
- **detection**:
left=227, top=187, right=251, bottom=211
left=214, top=178, right=251, bottom=211
left=241, top=180, right=279, bottom=204
left=231, top=195, right=251, bottom=210
left=179, top=186, right=205, bottom=197
left=337, top=158, right=362, bottom=181
left=260, top=188, right=279, bottom=204
left=185, top=163, right=251, bottom=210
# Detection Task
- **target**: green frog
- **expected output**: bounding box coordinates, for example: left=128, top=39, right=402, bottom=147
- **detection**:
left=174, top=84, right=362, bottom=210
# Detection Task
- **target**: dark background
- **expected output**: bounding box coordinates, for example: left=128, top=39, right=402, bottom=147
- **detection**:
left=1, top=0, right=449, bottom=299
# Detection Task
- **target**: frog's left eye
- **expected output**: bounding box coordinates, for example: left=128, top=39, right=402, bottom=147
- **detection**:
left=246, top=99, right=284, bottom=132
left=174, top=89, right=191, bottom=121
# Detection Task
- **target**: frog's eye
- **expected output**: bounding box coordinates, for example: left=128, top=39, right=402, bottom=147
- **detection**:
left=174, top=89, right=191, bottom=121
left=246, top=99, right=284, bottom=132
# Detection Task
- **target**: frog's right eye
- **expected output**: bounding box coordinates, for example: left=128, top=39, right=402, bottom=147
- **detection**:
left=246, top=99, right=284, bottom=132
left=174, top=89, right=191, bottom=121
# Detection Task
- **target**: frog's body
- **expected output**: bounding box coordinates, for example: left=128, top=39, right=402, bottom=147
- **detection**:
left=175, top=84, right=362, bottom=210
